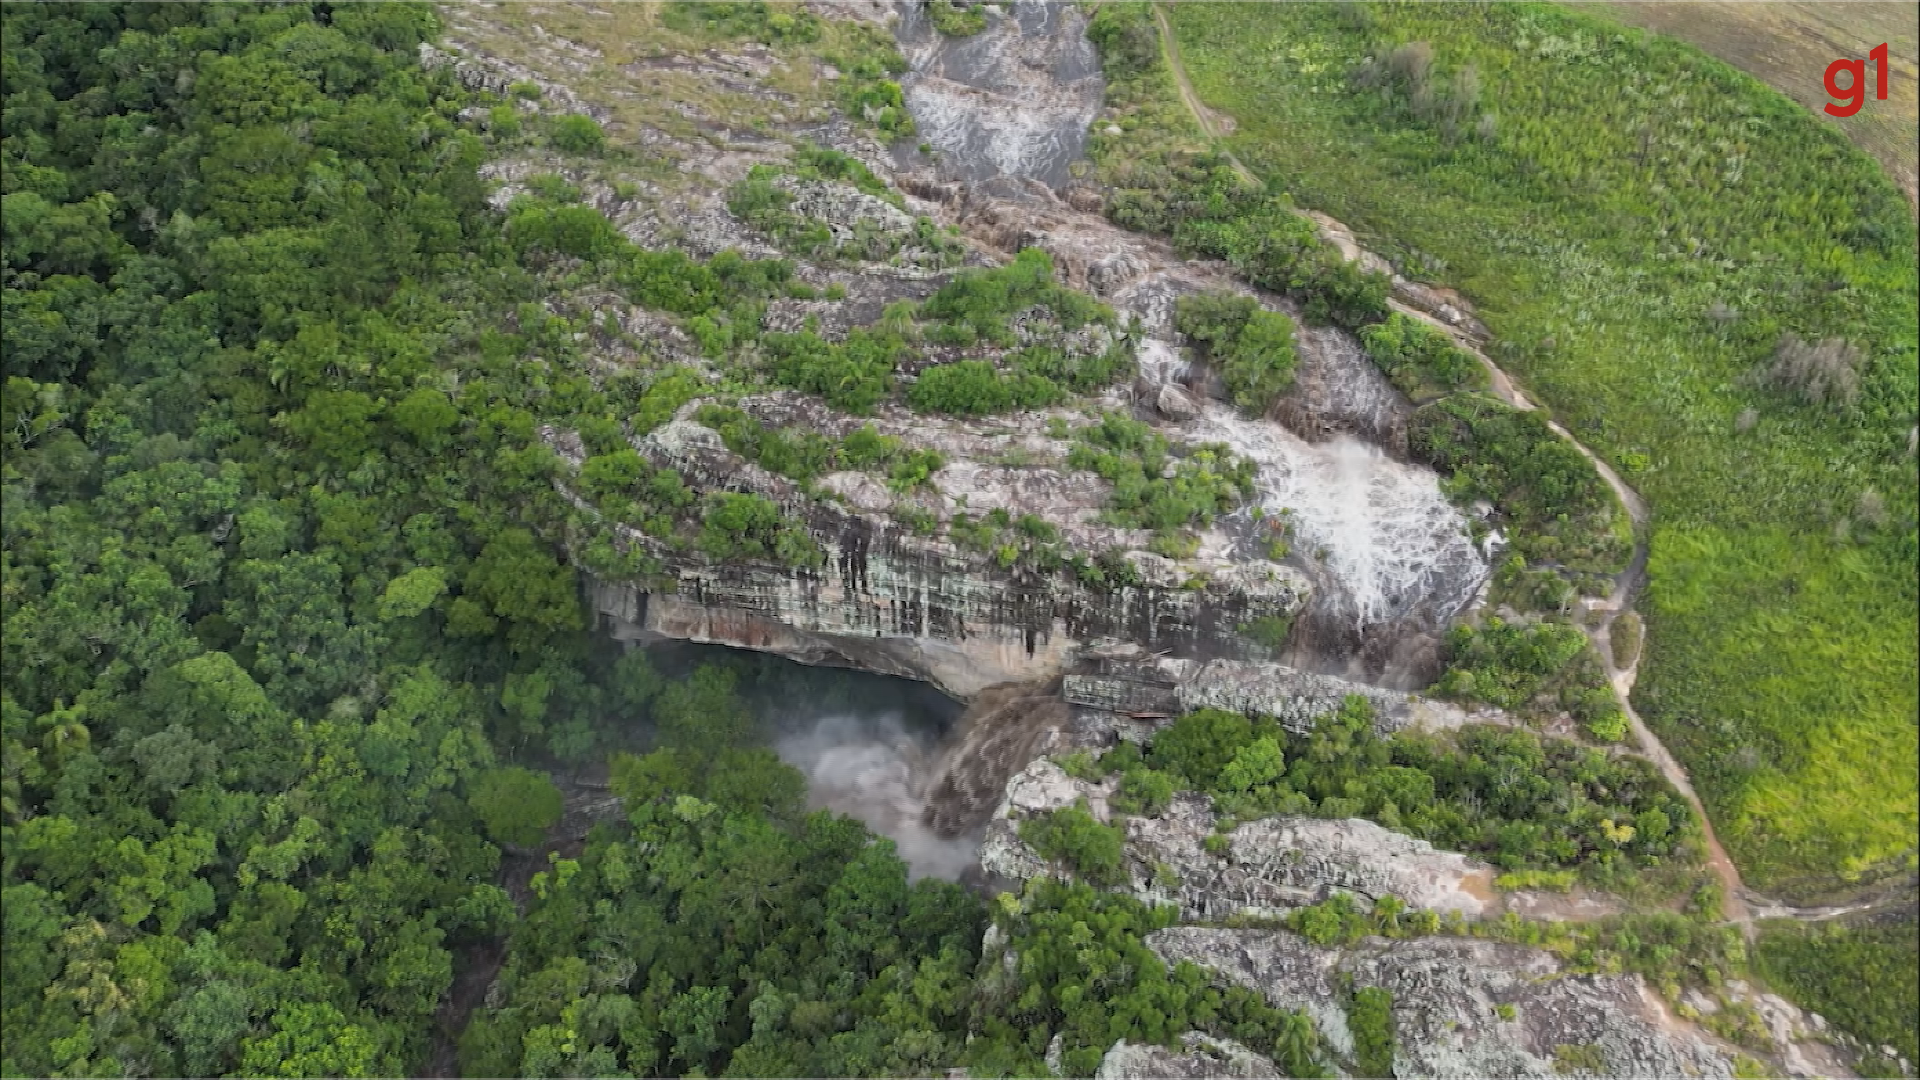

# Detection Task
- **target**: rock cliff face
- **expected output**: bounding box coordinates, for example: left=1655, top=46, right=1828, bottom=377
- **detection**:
left=1148, top=927, right=1744, bottom=1080
left=576, top=416, right=1309, bottom=699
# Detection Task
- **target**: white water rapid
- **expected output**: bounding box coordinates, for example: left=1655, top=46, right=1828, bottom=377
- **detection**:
left=775, top=713, right=981, bottom=880
left=1139, top=338, right=1489, bottom=640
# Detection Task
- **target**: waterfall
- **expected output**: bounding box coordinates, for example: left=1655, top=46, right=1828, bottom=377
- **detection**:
left=738, top=3, right=1498, bottom=879
left=887, top=4, right=1490, bottom=678
left=775, top=713, right=981, bottom=880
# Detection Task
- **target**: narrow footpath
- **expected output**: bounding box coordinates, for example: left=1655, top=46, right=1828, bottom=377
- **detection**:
left=1145, top=1, right=1774, bottom=931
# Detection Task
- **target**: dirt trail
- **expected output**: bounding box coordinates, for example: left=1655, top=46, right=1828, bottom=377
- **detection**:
left=1147, top=1, right=1769, bottom=932
left=1153, top=5, right=1257, bottom=185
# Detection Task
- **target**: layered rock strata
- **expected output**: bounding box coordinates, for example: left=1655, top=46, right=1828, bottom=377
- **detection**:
left=571, top=417, right=1309, bottom=699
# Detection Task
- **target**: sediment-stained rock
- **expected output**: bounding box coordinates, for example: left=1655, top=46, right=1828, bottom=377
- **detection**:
left=1095, top=1033, right=1284, bottom=1080
left=573, top=414, right=1310, bottom=699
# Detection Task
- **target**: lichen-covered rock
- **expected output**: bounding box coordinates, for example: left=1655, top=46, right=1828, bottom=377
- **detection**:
left=1149, top=927, right=1746, bottom=1080
left=783, top=177, right=916, bottom=234
left=978, top=758, right=1499, bottom=920
left=1175, top=658, right=1493, bottom=735
left=1096, top=1033, right=1284, bottom=1080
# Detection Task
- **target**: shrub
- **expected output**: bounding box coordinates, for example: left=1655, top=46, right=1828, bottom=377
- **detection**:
left=834, top=45, right=914, bottom=139
left=631, top=367, right=709, bottom=434
left=1147, top=708, right=1256, bottom=790
left=886, top=448, right=945, bottom=492
left=1173, top=292, right=1297, bottom=415
left=1755, top=921, right=1919, bottom=1066
left=695, top=405, right=835, bottom=486
left=1111, top=766, right=1175, bottom=816
left=1433, top=617, right=1588, bottom=712
left=507, top=202, right=623, bottom=260
left=663, top=1, right=823, bottom=45
left=1610, top=612, right=1642, bottom=669
left=1068, top=413, right=1256, bottom=533
left=488, top=104, right=521, bottom=138
left=1350, top=986, right=1395, bottom=1079
left=1360, top=312, right=1486, bottom=398
left=927, top=0, right=987, bottom=37
left=919, top=249, right=1108, bottom=345
left=1745, top=334, right=1863, bottom=413
left=1584, top=707, right=1629, bottom=744
left=840, top=423, right=900, bottom=468
left=1119, top=698, right=1694, bottom=875
left=1019, top=801, right=1128, bottom=885
left=764, top=328, right=903, bottom=413
left=698, top=492, right=823, bottom=567
left=1411, top=394, right=1630, bottom=573
left=549, top=114, right=605, bottom=155
left=908, top=361, right=1060, bottom=415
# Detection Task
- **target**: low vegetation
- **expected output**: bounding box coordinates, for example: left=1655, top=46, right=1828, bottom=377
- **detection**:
left=949, top=507, right=1092, bottom=577
left=1754, top=919, right=1920, bottom=1069
left=1411, top=393, right=1631, bottom=575
left=1359, top=312, right=1489, bottom=400
left=1435, top=617, right=1629, bottom=742
left=1272, top=887, right=1754, bottom=1018
left=972, top=880, right=1329, bottom=1078
left=926, top=0, right=987, bottom=38
left=1068, top=412, right=1257, bottom=541
left=1019, top=801, right=1127, bottom=886
left=1134, top=0, right=1916, bottom=897
left=696, top=492, right=823, bottom=568
left=1174, top=292, right=1299, bottom=415
left=728, top=147, right=965, bottom=267
left=1081, top=698, right=1693, bottom=879
left=694, top=406, right=945, bottom=495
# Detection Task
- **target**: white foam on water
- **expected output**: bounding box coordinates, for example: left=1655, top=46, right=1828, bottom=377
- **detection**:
left=775, top=714, right=979, bottom=881
left=1134, top=339, right=1488, bottom=630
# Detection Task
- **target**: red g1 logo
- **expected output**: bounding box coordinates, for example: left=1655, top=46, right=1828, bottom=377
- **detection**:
left=1825, top=43, right=1890, bottom=117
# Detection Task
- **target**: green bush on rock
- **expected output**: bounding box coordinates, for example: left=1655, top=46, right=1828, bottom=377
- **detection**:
left=1174, top=291, right=1299, bottom=415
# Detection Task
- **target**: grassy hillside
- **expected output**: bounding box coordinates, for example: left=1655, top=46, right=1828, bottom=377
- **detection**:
left=1756, top=916, right=1920, bottom=1069
left=1155, top=1, right=1917, bottom=898
left=1592, top=2, right=1918, bottom=212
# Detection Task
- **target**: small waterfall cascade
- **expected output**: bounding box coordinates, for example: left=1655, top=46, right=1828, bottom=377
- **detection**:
left=773, top=681, right=1069, bottom=875
left=1281, top=324, right=1412, bottom=450
left=1142, top=339, right=1489, bottom=675
left=747, top=3, right=1497, bottom=878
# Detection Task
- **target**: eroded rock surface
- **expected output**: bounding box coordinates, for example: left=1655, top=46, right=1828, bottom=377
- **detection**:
left=1060, top=647, right=1500, bottom=736
left=1150, top=927, right=1744, bottom=1080
left=572, top=414, right=1308, bottom=699
left=1096, top=1033, right=1284, bottom=1080
left=978, top=758, right=1499, bottom=920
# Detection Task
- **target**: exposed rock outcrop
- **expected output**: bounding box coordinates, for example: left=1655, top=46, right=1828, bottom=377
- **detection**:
left=576, top=414, right=1309, bottom=699
left=1060, top=647, right=1499, bottom=736
left=978, top=758, right=1499, bottom=920
left=1096, top=1033, right=1284, bottom=1080
left=1150, top=927, right=1745, bottom=1080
